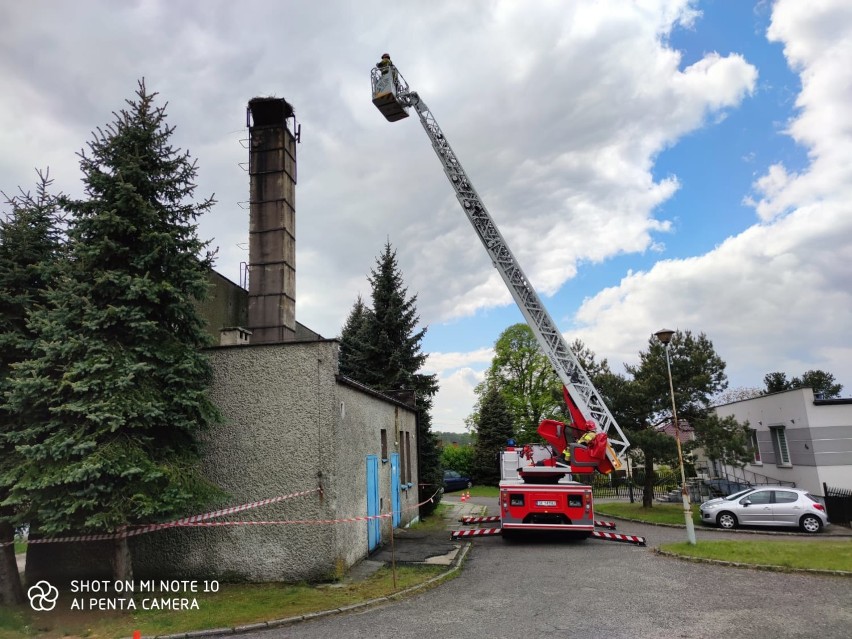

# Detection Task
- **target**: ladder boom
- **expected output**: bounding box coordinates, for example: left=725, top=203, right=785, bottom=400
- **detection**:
left=374, top=65, right=629, bottom=467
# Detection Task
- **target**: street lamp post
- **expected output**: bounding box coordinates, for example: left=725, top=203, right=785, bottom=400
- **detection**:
left=654, top=328, right=697, bottom=545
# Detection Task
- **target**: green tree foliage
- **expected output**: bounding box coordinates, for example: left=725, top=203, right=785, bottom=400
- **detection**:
left=2, top=82, right=221, bottom=579
left=688, top=413, right=751, bottom=467
left=338, top=294, right=370, bottom=379
left=795, top=370, right=843, bottom=398
left=471, top=383, right=514, bottom=485
left=616, top=331, right=729, bottom=507
left=440, top=444, right=474, bottom=478
left=763, top=369, right=843, bottom=399
left=339, top=242, right=442, bottom=515
left=470, top=323, right=561, bottom=443
left=763, top=371, right=792, bottom=394
left=0, top=171, right=63, bottom=604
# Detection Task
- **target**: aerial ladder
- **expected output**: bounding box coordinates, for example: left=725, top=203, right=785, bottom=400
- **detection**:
left=371, top=57, right=644, bottom=545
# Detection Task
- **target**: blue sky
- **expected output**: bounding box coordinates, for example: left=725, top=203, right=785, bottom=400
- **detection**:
left=2, top=1, right=850, bottom=434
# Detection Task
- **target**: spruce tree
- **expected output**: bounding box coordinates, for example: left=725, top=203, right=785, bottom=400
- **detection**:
left=339, top=242, right=443, bottom=515
left=338, top=294, right=371, bottom=380
left=0, top=172, right=63, bottom=604
left=471, top=383, right=515, bottom=485
left=3, top=81, right=221, bottom=579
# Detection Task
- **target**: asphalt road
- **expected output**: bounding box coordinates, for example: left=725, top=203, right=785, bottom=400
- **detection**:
left=245, top=514, right=852, bottom=639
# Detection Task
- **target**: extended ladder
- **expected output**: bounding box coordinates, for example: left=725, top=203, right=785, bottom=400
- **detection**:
left=371, top=64, right=629, bottom=466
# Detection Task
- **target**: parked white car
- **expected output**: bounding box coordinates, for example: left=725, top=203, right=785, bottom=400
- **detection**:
left=699, top=487, right=829, bottom=533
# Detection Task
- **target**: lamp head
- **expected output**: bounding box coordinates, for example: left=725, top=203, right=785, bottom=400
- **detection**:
left=654, top=328, right=675, bottom=345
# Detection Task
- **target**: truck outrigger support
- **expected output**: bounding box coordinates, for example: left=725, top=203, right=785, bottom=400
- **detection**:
left=451, top=522, right=646, bottom=546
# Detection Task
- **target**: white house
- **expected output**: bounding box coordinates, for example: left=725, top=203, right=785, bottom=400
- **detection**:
left=713, top=387, right=852, bottom=495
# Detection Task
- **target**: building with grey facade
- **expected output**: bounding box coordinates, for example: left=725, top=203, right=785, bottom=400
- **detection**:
left=713, top=387, right=852, bottom=494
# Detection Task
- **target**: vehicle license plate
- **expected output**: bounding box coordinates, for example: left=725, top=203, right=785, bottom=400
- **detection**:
left=536, top=500, right=557, bottom=507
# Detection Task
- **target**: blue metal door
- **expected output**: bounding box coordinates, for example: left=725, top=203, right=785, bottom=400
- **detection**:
left=366, top=455, right=381, bottom=551
left=390, top=453, right=401, bottom=527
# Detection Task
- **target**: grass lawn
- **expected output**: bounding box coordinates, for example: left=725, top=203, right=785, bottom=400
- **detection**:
left=595, top=501, right=852, bottom=573
left=0, top=508, right=455, bottom=639
left=466, top=485, right=498, bottom=499
left=0, top=565, right=448, bottom=639
left=594, top=501, right=703, bottom=526
left=660, top=539, right=852, bottom=572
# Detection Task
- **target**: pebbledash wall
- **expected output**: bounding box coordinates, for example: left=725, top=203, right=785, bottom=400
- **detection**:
left=131, top=340, right=420, bottom=582
left=26, top=339, right=419, bottom=585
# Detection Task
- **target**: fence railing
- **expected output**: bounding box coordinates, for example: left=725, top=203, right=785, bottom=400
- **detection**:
left=591, top=469, right=680, bottom=502
left=824, top=484, right=852, bottom=526
left=697, top=462, right=795, bottom=489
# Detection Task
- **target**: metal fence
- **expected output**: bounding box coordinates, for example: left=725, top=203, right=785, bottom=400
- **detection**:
left=590, top=469, right=680, bottom=502
left=824, top=484, right=852, bottom=526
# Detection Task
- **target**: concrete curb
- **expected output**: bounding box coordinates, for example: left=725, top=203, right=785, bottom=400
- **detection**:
left=652, top=548, right=852, bottom=578
left=135, top=540, right=473, bottom=639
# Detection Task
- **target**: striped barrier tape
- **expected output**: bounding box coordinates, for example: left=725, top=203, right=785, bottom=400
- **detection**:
left=459, top=516, right=501, bottom=524
left=3, top=487, right=322, bottom=548
left=451, top=528, right=502, bottom=539
left=591, top=530, right=646, bottom=546
left=168, top=489, right=442, bottom=528
left=4, top=488, right=443, bottom=547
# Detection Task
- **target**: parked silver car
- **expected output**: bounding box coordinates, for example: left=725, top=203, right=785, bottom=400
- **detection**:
left=699, top=486, right=829, bottom=533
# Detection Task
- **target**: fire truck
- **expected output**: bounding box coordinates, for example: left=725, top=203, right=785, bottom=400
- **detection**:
left=371, top=58, right=644, bottom=545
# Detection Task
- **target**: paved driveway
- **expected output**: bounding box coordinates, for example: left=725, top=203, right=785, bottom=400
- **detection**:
left=247, top=514, right=852, bottom=639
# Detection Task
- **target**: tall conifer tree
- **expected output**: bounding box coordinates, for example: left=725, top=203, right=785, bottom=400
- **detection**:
left=3, top=82, right=221, bottom=579
left=471, top=383, right=514, bottom=485
left=0, top=172, right=63, bottom=604
left=338, top=294, right=371, bottom=380
left=339, top=243, right=442, bottom=514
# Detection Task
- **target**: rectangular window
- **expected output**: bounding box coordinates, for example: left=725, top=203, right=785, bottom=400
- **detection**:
left=381, top=429, right=388, bottom=461
left=749, top=430, right=761, bottom=464
left=770, top=426, right=791, bottom=466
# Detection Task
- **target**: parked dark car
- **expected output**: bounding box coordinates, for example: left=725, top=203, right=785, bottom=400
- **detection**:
left=443, top=470, right=472, bottom=492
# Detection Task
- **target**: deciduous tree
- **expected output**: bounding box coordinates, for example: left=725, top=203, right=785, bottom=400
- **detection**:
left=471, top=323, right=562, bottom=443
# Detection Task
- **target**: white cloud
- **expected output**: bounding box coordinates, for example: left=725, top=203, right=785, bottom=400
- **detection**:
left=425, top=349, right=494, bottom=374
left=568, top=0, right=852, bottom=392
left=0, top=0, right=757, bottom=338
left=11, top=0, right=831, bottom=433
left=431, top=366, right=486, bottom=433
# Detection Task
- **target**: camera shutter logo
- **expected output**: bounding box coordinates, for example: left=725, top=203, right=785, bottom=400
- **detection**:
left=28, top=580, right=59, bottom=611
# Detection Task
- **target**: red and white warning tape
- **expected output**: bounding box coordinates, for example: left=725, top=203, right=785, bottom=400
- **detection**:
left=459, top=516, right=501, bottom=524
left=594, top=519, right=617, bottom=530
left=3, top=487, right=322, bottom=547
left=4, top=487, right=443, bottom=547
left=170, top=489, right=442, bottom=528
left=591, top=530, right=646, bottom=546
left=451, top=527, right=502, bottom=539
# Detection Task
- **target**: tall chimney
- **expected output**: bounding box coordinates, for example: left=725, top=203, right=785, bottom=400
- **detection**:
left=246, top=97, right=297, bottom=343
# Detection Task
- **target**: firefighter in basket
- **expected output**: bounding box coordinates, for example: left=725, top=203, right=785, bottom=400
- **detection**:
left=562, top=425, right=597, bottom=463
